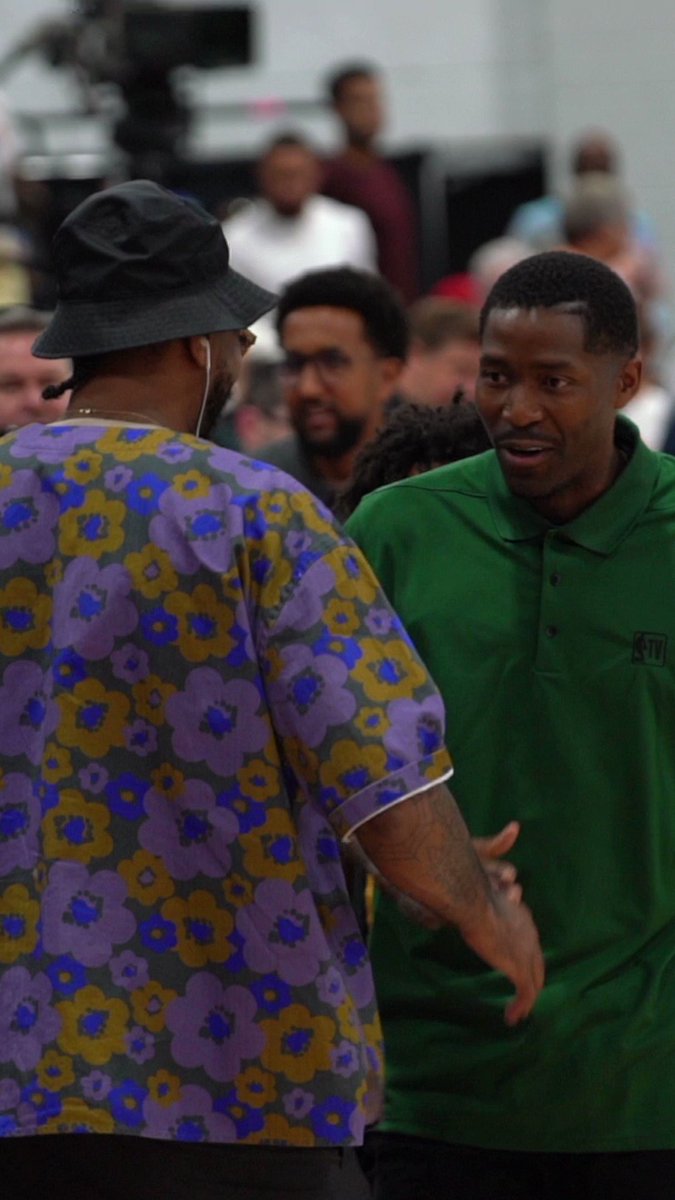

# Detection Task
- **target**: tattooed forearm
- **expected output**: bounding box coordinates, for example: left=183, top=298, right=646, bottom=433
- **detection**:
left=354, top=782, right=493, bottom=931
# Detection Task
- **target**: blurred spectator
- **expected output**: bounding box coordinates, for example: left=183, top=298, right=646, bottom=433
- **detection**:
left=0, top=305, right=70, bottom=431
left=0, top=226, right=31, bottom=306
left=234, top=358, right=291, bottom=453
left=469, top=237, right=532, bottom=300
left=260, top=266, right=407, bottom=508
left=560, top=173, right=664, bottom=308
left=11, top=174, right=58, bottom=308
left=336, top=400, right=491, bottom=520
left=399, top=298, right=480, bottom=406
left=0, top=91, right=19, bottom=220
left=322, top=62, right=419, bottom=301
left=220, top=356, right=292, bottom=456
left=623, top=305, right=675, bottom=452
left=223, top=132, right=376, bottom=297
left=431, top=237, right=530, bottom=309
left=507, top=128, right=660, bottom=254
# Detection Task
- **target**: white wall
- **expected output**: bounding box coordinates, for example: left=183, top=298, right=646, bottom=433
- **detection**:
left=544, top=0, right=675, bottom=289
left=1, top=0, right=541, bottom=151
left=0, top=0, right=674, bottom=274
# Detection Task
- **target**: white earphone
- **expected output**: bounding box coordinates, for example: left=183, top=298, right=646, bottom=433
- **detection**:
left=194, top=336, right=211, bottom=438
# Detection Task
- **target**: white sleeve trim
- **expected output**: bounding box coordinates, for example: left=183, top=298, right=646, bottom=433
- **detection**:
left=342, top=764, right=455, bottom=843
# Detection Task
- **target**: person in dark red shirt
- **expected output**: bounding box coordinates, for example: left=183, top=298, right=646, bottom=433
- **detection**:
left=322, top=62, right=420, bottom=302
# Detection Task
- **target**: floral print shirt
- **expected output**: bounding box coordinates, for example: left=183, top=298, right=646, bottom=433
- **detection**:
left=0, top=421, right=451, bottom=1146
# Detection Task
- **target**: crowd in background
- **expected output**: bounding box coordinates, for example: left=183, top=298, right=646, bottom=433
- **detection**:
left=0, top=59, right=673, bottom=476
left=1, top=50, right=675, bottom=1200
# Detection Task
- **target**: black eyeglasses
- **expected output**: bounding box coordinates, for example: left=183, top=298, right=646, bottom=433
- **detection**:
left=279, top=348, right=359, bottom=385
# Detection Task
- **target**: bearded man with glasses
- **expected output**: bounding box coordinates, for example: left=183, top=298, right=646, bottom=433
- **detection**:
left=259, top=266, right=408, bottom=509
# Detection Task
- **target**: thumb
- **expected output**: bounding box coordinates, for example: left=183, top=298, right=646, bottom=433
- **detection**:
left=474, top=821, right=520, bottom=861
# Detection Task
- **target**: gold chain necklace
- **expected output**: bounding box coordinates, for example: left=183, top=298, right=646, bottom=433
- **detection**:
left=65, top=409, right=167, bottom=427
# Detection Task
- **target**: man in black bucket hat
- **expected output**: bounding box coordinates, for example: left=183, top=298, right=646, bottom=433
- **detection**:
left=0, top=179, right=542, bottom=1200
left=32, top=179, right=275, bottom=436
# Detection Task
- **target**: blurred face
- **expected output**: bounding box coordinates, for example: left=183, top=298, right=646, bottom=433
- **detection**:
left=574, top=136, right=616, bottom=176
left=279, top=306, right=400, bottom=459
left=335, top=75, right=384, bottom=146
left=476, top=306, right=640, bottom=523
left=259, top=146, right=319, bottom=217
left=0, top=332, right=71, bottom=429
left=410, top=337, right=480, bottom=406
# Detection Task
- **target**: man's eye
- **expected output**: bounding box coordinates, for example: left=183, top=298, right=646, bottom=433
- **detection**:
left=319, top=351, right=349, bottom=370
left=543, top=376, right=567, bottom=390
left=479, top=370, right=506, bottom=385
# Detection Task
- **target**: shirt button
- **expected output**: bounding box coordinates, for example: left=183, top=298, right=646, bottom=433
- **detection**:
left=546, top=625, right=558, bottom=638
left=550, top=572, right=561, bottom=586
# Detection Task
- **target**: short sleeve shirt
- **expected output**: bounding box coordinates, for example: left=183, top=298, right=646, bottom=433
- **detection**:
left=347, top=418, right=675, bottom=1152
left=0, top=420, right=451, bottom=1146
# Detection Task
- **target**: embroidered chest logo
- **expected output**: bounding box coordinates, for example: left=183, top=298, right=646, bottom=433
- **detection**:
left=632, top=632, right=668, bottom=667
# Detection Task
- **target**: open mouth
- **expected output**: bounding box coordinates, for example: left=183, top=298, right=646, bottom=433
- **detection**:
left=498, top=443, right=554, bottom=467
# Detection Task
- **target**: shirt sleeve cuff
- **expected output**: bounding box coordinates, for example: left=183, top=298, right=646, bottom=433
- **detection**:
left=329, top=748, right=453, bottom=842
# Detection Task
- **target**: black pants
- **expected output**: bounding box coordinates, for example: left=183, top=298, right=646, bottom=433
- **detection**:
left=2, top=1135, right=372, bottom=1200
left=368, top=1131, right=675, bottom=1200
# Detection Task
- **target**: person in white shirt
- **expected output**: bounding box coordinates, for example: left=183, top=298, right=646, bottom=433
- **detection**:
left=223, top=133, right=377, bottom=298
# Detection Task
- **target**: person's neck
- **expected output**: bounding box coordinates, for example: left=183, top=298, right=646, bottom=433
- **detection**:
left=311, top=446, right=360, bottom=488
left=270, top=201, right=306, bottom=220
left=70, top=378, right=194, bottom=434
left=344, top=140, right=377, bottom=165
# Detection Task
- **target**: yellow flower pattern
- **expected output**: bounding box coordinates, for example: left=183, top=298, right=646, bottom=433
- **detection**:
left=59, top=490, right=126, bottom=559
left=57, top=987, right=129, bottom=1065
left=0, top=577, right=51, bottom=655
left=0, top=423, right=450, bottom=1148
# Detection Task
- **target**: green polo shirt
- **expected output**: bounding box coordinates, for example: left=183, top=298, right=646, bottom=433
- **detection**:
left=347, top=417, right=675, bottom=1152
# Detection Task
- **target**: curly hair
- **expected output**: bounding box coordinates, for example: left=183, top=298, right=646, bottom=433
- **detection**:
left=480, top=250, right=638, bottom=358
left=336, top=401, right=491, bottom=519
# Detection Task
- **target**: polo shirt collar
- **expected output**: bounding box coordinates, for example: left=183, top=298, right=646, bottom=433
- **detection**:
left=487, top=416, right=660, bottom=553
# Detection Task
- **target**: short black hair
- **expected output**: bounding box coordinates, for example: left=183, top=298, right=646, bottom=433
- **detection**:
left=276, top=267, right=409, bottom=360
left=336, top=401, right=491, bottom=519
left=480, top=250, right=638, bottom=358
left=327, top=62, right=378, bottom=104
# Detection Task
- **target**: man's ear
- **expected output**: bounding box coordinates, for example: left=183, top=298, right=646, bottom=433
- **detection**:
left=615, top=356, right=642, bottom=411
left=186, top=336, right=210, bottom=370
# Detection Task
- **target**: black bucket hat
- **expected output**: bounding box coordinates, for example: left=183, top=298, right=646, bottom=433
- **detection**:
left=33, top=179, right=276, bottom=358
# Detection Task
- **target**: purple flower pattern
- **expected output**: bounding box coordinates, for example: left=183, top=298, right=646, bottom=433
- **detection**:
left=0, top=662, right=59, bottom=764
left=0, top=967, right=61, bottom=1072
left=0, top=771, right=40, bottom=873
left=167, top=974, right=265, bottom=1082
left=166, top=669, right=268, bottom=774
left=53, top=558, right=137, bottom=659
left=0, top=469, right=59, bottom=568
left=41, top=862, right=135, bottom=967
left=0, top=424, right=451, bottom=1146
left=140, top=779, right=238, bottom=881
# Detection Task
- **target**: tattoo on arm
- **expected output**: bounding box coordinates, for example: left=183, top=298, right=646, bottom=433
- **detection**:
left=354, top=782, right=492, bottom=928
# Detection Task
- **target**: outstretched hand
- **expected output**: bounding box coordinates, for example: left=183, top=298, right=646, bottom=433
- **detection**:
left=467, top=821, right=543, bottom=1023
left=473, top=821, right=522, bottom=903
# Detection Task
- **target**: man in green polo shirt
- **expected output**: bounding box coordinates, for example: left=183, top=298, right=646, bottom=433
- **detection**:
left=347, top=250, right=675, bottom=1199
